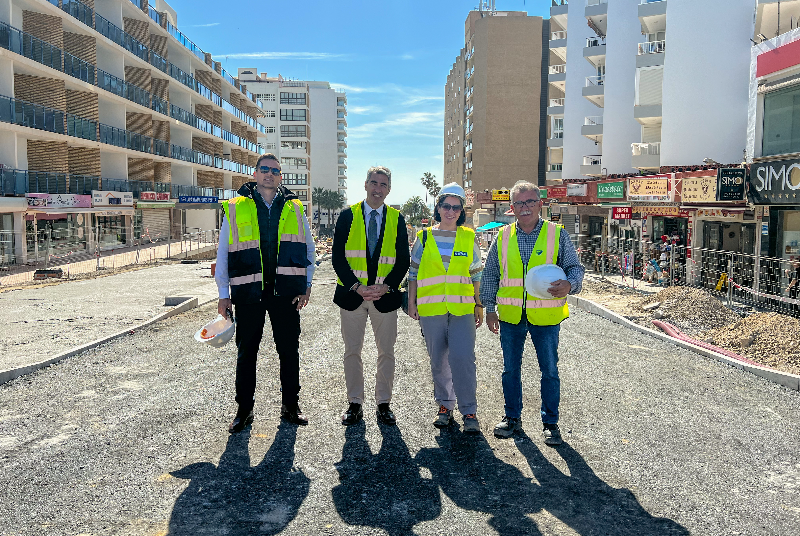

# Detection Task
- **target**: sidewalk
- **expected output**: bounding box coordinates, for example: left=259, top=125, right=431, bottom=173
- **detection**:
left=0, top=262, right=219, bottom=376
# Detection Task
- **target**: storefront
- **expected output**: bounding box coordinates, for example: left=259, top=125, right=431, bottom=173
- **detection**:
left=0, top=197, right=27, bottom=265
left=25, top=193, right=94, bottom=262
left=135, top=192, right=175, bottom=243
left=91, top=191, right=135, bottom=250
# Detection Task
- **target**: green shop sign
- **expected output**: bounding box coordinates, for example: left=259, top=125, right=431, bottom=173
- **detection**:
left=597, top=181, right=624, bottom=198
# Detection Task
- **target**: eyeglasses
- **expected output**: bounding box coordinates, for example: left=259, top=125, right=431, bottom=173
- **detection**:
left=258, top=165, right=282, bottom=175
left=512, top=198, right=540, bottom=208
left=439, top=202, right=462, bottom=212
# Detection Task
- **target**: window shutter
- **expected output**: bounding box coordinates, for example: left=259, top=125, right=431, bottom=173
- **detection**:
left=636, top=67, right=663, bottom=106
left=642, top=125, right=662, bottom=143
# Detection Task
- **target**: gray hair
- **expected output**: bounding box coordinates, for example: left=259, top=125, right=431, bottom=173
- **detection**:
left=366, top=166, right=392, bottom=188
left=510, top=180, right=540, bottom=202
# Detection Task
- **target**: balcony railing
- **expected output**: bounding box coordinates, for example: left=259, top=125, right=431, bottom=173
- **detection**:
left=586, top=75, right=605, bottom=86
left=97, top=69, right=151, bottom=108
left=64, top=52, right=95, bottom=84
left=0, top=94, right=98, bottom=141
left=587, top=0, right=607, bottom=5
left=151, top=96, right=168, bottom=116
left=148, top=6, right=162, bottom=25
left=0, top=168, right=27, bottom=196
left=631, top=142, right=661, bottom=156
left=584, top=115, right=603, bottom=125
left=0, top=21, right=63, bottom=72
left=170, top=104, right=221, bottom=137
left=94, top=14, right=148, bottom=63
left=149, top=51, right=168, bottom=73
left=638, top=40, right=666, bottom=55
left=548, top=164, right=563, bottom=172
left=551, top=31, right=567, bottom=40
left=62, top=0, right=94, bottom=28
left=549, top=98, right=565, bottom=107
left=586, top=37, right=604, bottom=47
left=99, top=123, right=152, bottom=153
left=583, top=155, right=602, bottom=166
left=166, top=21, right=205, bottom=62
left=549, top=64, right=567, bottom=75
left=551, top=131, right=564, bottom=139
left=551, top=0, right=568, bottom=5
left=639, top=0, right=665, bottom=4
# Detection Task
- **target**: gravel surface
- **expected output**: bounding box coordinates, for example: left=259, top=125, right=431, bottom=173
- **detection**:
left=0, top=262, right=218, bottom=373
left=1, top=262, right=799, bottom=535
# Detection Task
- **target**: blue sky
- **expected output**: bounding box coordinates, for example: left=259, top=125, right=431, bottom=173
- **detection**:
left=169, top=0, right=549, bottom=205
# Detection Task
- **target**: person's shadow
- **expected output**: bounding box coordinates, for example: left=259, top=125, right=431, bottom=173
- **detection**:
left=332, top=422, right=441, bottom=536
left=416, top=429, right=689, bottom=536
left=167, top=423, right=309, bottom=535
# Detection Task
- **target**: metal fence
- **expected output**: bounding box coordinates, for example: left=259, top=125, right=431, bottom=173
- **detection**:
left=573, top=236, right=800, bottom=317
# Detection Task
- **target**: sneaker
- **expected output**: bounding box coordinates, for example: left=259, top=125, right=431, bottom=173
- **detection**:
left=543, top=423, right=563, bottom=446
left=463, top=414, right=480, bottom=434
left=493, top=416, right=522, bottom=439
left=433, top=405, right=453, bottom=428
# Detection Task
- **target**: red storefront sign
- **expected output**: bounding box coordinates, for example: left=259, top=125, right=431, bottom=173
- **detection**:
left=612, top=206, right=632, bottom=219
left=140, top=191, right=170, bottom=201
left=548, top=187, right=568, bottom=198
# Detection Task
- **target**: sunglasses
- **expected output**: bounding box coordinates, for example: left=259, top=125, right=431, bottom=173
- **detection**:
left=439, top=202, right=462, bottom=212
left=512, top=198, right=540, bottom=208
left=258, top=166, right=282, bottom=175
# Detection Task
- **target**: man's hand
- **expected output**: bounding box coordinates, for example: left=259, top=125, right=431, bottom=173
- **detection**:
left=292, top=286, right=312, bottom=310
left=407, top=301, right=420, bottom=320
left=356, top=285, right=379, bottom=301
left=474, top=307, right=484, bottom=329
left=547, top=279, right=572, bottom=299
left=365, top=284, right=389, bottom=297
left=218, top=298, right=233, bottom=317
left=486, top=312, right=500, bottom=334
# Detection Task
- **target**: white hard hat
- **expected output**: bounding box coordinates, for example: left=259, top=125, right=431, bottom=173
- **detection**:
left=195, top=312, right=236, bottom=348
left=437, top=182, right=467, bottom=205
left=525, top=264, right=567, bottom=300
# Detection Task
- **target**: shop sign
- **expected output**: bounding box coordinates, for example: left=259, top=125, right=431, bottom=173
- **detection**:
left=750, top=158, right=800, bottom=204
left=26, top=193, right=92, bottom=208
left=628, top=176, right=670, bottom=201
left=548, top=186, right=568, bottom=197
left=491, top=188, right=510, bottom=201
left=465, top=188, right=475, bottom=206
left=92, top=191, right=134, bottom=206
left=717, top=168, right=746, bottom=201
left=550, top=213, right=560, bottom=222
left=696, top=208, right=743, bottom=219
left=178, top=195, right=219, bottom=204
left=567, top=184, right=588, bottom=197
left=681, top=176, right=717, bottom=203
left=540, top=188, right=547, bottom=199
left=597, top=181, right=624, bottom=198
left=475, top=192, right=493, bottom=203
left=140, top=191, right=171, bottom=202
left=612, top=206, right=632, bottom=219
left=633, top=205, right=688, bottom=216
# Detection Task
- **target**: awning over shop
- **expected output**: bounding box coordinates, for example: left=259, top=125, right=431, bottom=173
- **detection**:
left=136, top=202, right=176, bottom=209
left=476, top=221, right=506, bottom=231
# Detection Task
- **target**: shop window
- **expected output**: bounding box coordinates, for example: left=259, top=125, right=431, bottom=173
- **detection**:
left=763, top=85, right=800, bottom=157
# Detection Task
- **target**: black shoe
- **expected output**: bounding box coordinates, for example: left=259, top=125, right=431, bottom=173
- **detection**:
left=228, top=409, right=254, bottom=434
left=281, top=404, right=309, bottom=426
left=543, top=423, right=563, bottom=446
left=376, top=403, right=396, bottom=426
left=341, top=403, right=363, bottom=426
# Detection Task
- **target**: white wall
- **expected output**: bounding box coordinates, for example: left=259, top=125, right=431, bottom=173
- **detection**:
left=171, top=164, right=193, bottom=186
left=100, top=151, right=127, bottom=179
left=309, top=86, right=339, bottom=193
left=0, top=131, right=17, bottom=169
left=661, top=0, right=754, bottom=166
left=185, top=209, right=217, bottom=233
left=562, top=2, right=601, bottom=179
left=602, top=0, right=642, bottom=174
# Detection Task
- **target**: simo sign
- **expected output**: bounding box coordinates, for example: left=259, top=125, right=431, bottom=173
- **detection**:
left=750, top=158, right=800, bottom=204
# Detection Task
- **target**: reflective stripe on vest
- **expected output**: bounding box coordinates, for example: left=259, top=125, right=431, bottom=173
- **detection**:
left=337, top=202, right=400, bottom=287
left=416, top=226, right=476, bottom=317
left=496, top=221, right=569, bottom=326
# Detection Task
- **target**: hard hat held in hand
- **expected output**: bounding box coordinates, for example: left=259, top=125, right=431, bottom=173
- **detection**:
left=525, top=264, right=567, bottom=300
left=195, top=312, right=235, bottom=348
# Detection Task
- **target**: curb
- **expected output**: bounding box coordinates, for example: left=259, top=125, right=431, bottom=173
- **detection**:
left=0, top=296, right=217, bottom=386
left=567, top=295, right=800, bottom=392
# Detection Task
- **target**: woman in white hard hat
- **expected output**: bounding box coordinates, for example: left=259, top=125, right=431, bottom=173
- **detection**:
left=407, top=183, right=484, bottom=433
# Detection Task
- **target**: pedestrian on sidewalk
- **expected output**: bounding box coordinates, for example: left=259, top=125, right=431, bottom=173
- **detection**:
left=406, top=183, right=484, bottom=434
left=481, top=181, right=585, bottom=446
left=332, top=166, right=410, bottom=426
left=215, top=153, right=316, bottom=433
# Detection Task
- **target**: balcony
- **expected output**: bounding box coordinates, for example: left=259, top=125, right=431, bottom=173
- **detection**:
left=639, top=0, right=668, bottom=35
left=548, top=64, right=567, bottom=90
left=548, top=98, right=565, bottom=117
left=546, top=163, right=563, bottom=182
left=631, top=142, right=661, bottom=170
left=581, top=115, right=603, bottom=141
left=547, top=131, right=564, bottom=148
left=550, top=31, right=568, bottom=61
left=582, top=76, right=605, bottom=107
left=0, top=21, right=63, bottom=72
left=583, top=37, right=606, bottom=67
left=0, top=94, right=98, bottom=141
left=551, top=0, right=569, bottom=21
left=637, top=40, right=665, bottom=67
left=586, top=0, right=608, bottom=37
left=62, top=0, right=94, bottom=30
left=580, top=155, right=603, bottom=176
left=634, top=104, right=662, bottom=125
left=95, top=14, right=149, bottom=64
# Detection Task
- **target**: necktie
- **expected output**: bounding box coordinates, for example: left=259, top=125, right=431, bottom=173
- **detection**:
left=368, top=210, right=378, bottom=257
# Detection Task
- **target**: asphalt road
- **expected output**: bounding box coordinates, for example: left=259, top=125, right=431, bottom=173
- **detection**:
left=1, top=263, right=799, bottom=535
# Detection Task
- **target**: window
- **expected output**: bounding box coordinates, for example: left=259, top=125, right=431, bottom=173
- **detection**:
left=281, top=109, right=307, bottom=121
left=265, top=126, right=276, bottom=133
left=763, top=85, right=800, bottom=157
left=255, top=93, right=276, bottom=101
left=295, top=190, right=308, bottom=201
left=264, top=110, right=276, bottom=117
left=280, top=125, right=307, bottom=137
left=281, top=157, right=308, bottom=168
left=280, top=92, right=306, bottom=105
left=281, top=141, right=307, bottom=150
left=282, top=173, right=307, bottom=185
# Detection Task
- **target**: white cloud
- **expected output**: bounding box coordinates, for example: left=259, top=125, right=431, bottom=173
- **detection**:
left=402, top=95, right=445, bottom=106
left=329, top=83, right=387, bottom=94
left=215, top=52, right=347, bottom=60
left=189, top=22, right=220, bottom=27
left=348, top=111, right=443, bottom=139
left=347, top=106, right=381, bottom=114
left=400, top=54, right=414, bottom=60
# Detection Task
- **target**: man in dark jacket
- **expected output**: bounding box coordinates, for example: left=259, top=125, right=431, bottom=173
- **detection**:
left=215, top=153, right=316, bottom=433
left=332, top=166, right=410, bottom=426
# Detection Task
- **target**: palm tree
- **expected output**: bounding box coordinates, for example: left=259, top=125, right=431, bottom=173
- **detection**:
left=420, top=172, right=441, bottom=206
left=312, top=186, right=326, bottom=229
left=324, top=190, right=346, bottom=228
left=401, top=196, right=431, bottom=227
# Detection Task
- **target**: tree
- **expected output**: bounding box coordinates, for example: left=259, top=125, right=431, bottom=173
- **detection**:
left=401, top=196, right=431, bottom=227
left=312, top=186, right=326, bottom=229
left=420, top=172, right=441, bottom=206
left=324, top=190, right=346, bottom=228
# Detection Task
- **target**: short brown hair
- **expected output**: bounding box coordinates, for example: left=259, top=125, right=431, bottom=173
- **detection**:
left=256, top=153, right=279, bottom=168
left=366, top=166, right=391, bottom=187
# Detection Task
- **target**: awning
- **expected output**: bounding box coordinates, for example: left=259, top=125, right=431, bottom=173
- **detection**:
left=476, top=221, right=507, bottom=231
left=136, top=202, right=176, bottom=209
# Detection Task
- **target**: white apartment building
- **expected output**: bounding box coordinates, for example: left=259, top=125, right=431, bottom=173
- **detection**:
left=547, top=0, right=753, bottom=183
left=238, top=71, right=347, bottom=223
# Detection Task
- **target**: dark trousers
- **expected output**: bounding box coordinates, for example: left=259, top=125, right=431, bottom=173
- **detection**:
left=233, top=284, right=301, bottom=412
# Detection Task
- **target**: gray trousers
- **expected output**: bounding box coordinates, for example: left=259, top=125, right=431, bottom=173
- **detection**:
left=419, top=313, right=477, bottom=416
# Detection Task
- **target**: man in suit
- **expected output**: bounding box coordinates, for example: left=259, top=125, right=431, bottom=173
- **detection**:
left=332, top=166, right=410, bottom=426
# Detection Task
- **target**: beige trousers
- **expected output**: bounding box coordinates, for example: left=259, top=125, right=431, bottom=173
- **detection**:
left=340, top=300, right=398, bottom=405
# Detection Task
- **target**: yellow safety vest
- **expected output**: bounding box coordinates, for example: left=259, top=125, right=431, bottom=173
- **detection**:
left=496, top=221, right=569, bottom=326
left=223, top=195, right=308, bottom=302
left=416, top=226, right=476, bottom=317
left=337, top=202, right=399, bottom=287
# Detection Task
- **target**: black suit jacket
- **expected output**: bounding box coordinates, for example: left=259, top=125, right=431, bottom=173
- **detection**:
left=332, top=203, right=410, bottom=312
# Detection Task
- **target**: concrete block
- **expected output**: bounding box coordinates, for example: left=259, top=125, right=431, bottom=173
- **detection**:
left=165, top=296, right=192, bottom=306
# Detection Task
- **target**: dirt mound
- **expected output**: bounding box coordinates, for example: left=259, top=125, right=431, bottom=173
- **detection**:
left=639, top=286, right=741, bottom=335
left=701, top=313, right=800, bottom=375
